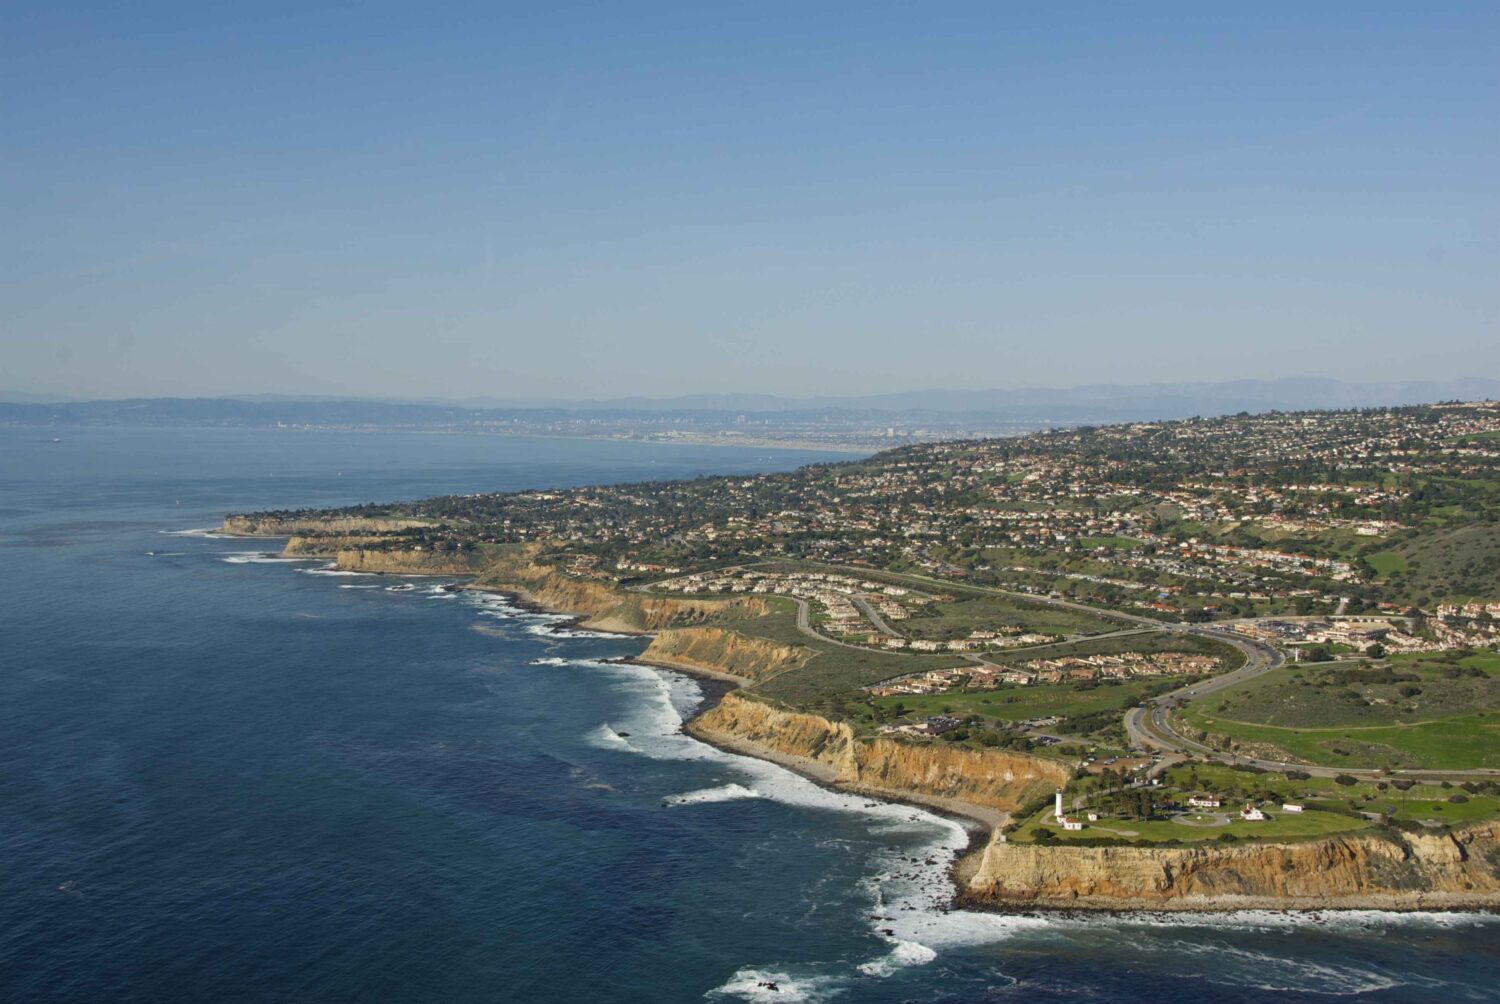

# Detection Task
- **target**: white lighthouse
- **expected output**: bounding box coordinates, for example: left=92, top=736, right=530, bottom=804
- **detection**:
left=1055, top=789, right=1065, bottom=819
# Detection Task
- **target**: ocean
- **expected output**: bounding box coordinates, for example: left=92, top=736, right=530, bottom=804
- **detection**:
left=1, top=426, right=1495, bottom=1003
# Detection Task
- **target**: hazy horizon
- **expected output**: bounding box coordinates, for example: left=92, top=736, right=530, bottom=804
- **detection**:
left=5, top=4, right=1497, bottom=400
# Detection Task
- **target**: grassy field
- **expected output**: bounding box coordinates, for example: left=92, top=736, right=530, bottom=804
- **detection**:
left=870, top=677, right=1172, bottom=723
left=1177, top=653, right=1500, bottom=769
left=900, top=592, right=1111, bottom=641
left=1375, top=522, right=1500, bottom=604
left=1181, top=713, right=1500, bottom=770
left=1156, top=763, right=1500, bottom=825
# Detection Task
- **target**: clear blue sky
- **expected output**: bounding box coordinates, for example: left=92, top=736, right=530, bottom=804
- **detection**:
left=3, top=2, right=1496, bottom=400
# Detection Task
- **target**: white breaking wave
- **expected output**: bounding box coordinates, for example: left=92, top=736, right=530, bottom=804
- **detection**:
left=523, top=621, right=629, bottom=640
left=1133, top=935, right=1416, bottom=996
left=663, top=783, right=762, bottom=806
left=707, top=968, right=843, bottom=1003
left=296, top=564, right=374, bottom=577
left=218, top=552, right=306, bottom=565
left=555, top=653, right=1011, bottom=981
left=219, top=540, right=1486, bottom=996
left=338, top=584, right=381, bottom=590
left=585, top=724, right=633, bottom=751
left=856, top=939, right=937, bottom=978
left=160, top=527, right=231, bottom=539
left=545, top=625, right=635, bottom=639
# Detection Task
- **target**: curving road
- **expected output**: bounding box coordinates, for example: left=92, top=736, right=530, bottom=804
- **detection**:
left=1125, top=631, right=1500, bottom=780
left=639, top=562, right=1497, bottom=780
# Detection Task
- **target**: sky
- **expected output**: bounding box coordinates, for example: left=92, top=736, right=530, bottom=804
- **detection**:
left=3, top=2, right=1496, bottom=401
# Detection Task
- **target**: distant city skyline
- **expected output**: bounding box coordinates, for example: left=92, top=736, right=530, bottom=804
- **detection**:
left=4, top=3, right=1496, bottom=399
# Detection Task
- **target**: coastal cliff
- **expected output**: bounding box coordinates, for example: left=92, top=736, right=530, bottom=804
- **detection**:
left=282, top=534, right=384, bottom=557
left=688, top=692, right=1069, bottom=816
left=216, top=516, right=1500, bottom=912
left=639, top=627, right=808, bottom=683
left=222, top=515, right=433, bottom=536
left=330, top=546, right=493, bottom=576
left=471, top=556, right=764, bottom=634
left=960, top=820, right=1500, bottom=911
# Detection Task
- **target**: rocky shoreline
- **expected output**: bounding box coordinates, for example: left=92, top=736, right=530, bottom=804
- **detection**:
left=221, top=517, right=1500, bottom=915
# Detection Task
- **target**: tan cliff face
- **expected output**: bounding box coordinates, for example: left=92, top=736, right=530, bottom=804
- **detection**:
left=690, top=692, right=1070, bottom=813
left=282, top=534, right=387, bottom=557
left=640, top=627, right=808, bottom=683
left=471, top=559, right=761, bottom=634
left=331, top=547, right=492, bottom=576
left=962, top=820, right=1500, bottom=910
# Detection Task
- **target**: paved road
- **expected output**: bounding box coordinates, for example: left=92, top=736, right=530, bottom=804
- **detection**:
left=790, top=597, right=872, bottom=652
left=639, top=562, right=1498, bottom=780
left=1125, top=632, right=1500, bottom=781
left=851, top=594, right=898, bottom=637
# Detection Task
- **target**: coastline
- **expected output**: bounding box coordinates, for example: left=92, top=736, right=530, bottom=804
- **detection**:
left=457, top=576, right=1500, bottom=916
left=218, top=527, right=1500, bottom=916
left=460, top=576, right=1007, bottom=838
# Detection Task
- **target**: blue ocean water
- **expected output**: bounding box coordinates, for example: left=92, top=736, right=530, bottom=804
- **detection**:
left=1, top=426, right=1495, bottom=1004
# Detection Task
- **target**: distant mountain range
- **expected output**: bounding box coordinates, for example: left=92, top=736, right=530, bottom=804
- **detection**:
left=3, top=377, right=1496, bottom=431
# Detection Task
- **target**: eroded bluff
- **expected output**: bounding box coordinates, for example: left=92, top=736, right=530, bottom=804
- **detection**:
left=689, top=692, right=1069, bottom=812
left=961, top=820, right=1500, bottom=910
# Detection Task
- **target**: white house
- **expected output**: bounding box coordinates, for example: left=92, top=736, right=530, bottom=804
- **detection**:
left=1282, top=803, right=1305, bottom=813
left=1240, top=805, right=1266, bottom=821
left=1061, top=818, right=1084, bottom=831
left=1187, top=796, right=1221, bottom=809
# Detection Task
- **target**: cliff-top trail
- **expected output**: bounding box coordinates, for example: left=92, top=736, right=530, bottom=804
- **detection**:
left=222, top=402, right=1500, bottom=911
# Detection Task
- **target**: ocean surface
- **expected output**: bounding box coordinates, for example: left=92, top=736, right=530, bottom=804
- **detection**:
left=1, top=426, right=1496, bottom=1004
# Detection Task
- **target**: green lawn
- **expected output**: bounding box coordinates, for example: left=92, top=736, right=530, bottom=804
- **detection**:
left=872, top=678, right=1171, bottom=723
left=1366, top=552, right=1408, bottom=576
left=1180, top=712, right=1500, bottom=770
left=1177, top=654, right=1500, bottom=769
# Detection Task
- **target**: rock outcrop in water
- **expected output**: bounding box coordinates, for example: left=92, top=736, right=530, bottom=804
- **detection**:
left=959, top=819, right=1500, bottom=911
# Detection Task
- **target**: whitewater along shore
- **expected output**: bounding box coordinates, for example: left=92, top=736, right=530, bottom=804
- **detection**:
left=220, top=518, right=1500, bottom=913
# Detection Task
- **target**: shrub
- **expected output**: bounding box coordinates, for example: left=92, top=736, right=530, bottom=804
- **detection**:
left=1334, top=774, right=1359, bottom=786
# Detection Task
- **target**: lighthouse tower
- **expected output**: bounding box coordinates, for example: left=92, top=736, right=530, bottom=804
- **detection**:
left=1055, top=789, right=1065, bottom=820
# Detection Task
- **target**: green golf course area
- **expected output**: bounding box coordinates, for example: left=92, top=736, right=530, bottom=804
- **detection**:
left=1177, top=653, right=1500, bottom=770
